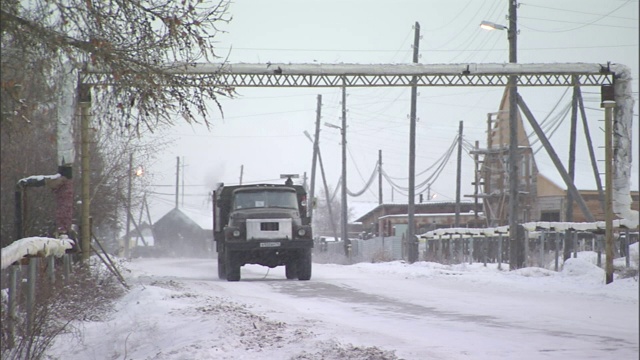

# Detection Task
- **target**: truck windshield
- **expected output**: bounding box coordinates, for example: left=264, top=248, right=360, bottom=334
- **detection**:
left=232, top=190, right=298, bottom=210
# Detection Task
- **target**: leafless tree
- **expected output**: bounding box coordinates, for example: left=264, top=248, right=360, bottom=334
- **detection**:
left=1, top=0, right=233, bottom=132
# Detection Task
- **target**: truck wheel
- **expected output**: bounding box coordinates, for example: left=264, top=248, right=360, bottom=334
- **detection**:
left=296, top=248, right=312, bottom=281
left=285, top=261, right=298, bottom=280
left=217, top=250, right=227, bottom=280
left=226, top=251, right=241, bottom=282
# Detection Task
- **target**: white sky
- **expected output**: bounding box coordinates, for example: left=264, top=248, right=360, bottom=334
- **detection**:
left=144, top=0, right=639, bottom=222
left=45, top=245, right=639, bottom=359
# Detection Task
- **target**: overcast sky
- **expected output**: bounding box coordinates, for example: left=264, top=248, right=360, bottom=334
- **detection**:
left=145, top=0, right=639, bottom=221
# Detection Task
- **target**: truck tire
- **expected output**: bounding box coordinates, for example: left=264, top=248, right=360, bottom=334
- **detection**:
left=285, top=261, right=298, bottom=280
left=296, top=248, right=312, bottom=281
left=217, top=250, right=227, bottom=280
left=226, top=251, right=241, bottom=282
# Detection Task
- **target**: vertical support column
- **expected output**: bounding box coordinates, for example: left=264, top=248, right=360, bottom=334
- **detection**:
left=378, top=150, right=383, bottom=205
left=498, top=234, right=503, bottom=270
left=48, top=256, right=55, bottom=283
left=308, top=94, right=322, bottom=221
left=554, top=232, right=560, bottom=272
left=407, top=21, right=420, bottom=263
left=603, top=96, right=615, bottom=284
left=455, top=121, right=463, bottom=227
left=340, top=80, right=350, bottom=258
left=26, top=258, right=38, bottom=338
left=79, top=82, right=92, bottom=262
left=125, top=153, right=133, bottom=259
left=7, top=266, right=19, bottom=349
left=507, top=0, right=520, bottom=271
left=63, top=253, right=71, bottom=284
left=539, top=231, right=545, bottom=268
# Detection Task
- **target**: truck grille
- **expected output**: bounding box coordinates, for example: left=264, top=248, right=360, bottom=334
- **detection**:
left=261, top=222, right=279, bottom=231
left=246, top=218, right=292, bottom=240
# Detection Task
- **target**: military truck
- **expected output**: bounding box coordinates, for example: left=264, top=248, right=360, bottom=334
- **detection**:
left=213, top=179, right=313, bottom=281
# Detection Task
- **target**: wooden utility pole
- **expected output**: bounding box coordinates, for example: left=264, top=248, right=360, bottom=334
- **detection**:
left=455, top=121, right=463, bottom=227
left=125, top=153, right=133, bottom=258
left=309, top=95, right=322, bottom=221
left=175, top=157, right=180, bottom=208
left=181, top=156, right=186, bottom=207
left=340, top=80, right=350, bottom=257
left=79, top=83, right=92, bottom=262
left=507, top=0, right=520, bottom=270
left=378, top=150, right=383, bottom=205
left=407, top=21, right=420, bottom=263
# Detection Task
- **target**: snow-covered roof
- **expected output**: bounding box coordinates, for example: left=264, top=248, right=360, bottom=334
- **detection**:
left=420, top=219, right=637, bottom=239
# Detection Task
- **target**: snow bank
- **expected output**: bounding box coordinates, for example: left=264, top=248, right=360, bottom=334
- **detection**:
left=1, top=236, right=74, bottom=269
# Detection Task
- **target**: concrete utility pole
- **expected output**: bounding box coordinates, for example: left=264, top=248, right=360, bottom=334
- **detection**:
left=455, top=121, right=463, bottom=227
left=238, top=164, right=243, bottom=186
left=564, top=77, right=579, bottom=261
left=309, top=95, right=322, bottom=221
left=602, top=88, right=615, bottom=284
left=407, top=21, right=420, bottom=263
left=78, top=83, right=92, bottom=262
left=507, top=0, right=520, bottom=270
left=340, top=81, right=350, bottom=257
left=175, top=157, right=180, bottom=208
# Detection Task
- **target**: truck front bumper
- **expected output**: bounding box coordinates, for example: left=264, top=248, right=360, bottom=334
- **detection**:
left=225, top=239, right=313, bottom=251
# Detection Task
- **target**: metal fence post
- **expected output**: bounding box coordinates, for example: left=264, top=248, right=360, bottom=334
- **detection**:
left=498, top=235, right=503, bottom=270
left=27, top=258, right=38, bottom=337
left=483, top=237, right=487, bottom=267
left=458, top=235, right=464, bottom=264
left=63, top=253, right=71, bottom=284
left=539, top=231, right=545, bottom=268
left=48, top=256, right=55, bottom=283
left=524, top=230, right=529, bottom=266
left=437, top=238, right=442, bottom=262
left=469, top=237, right=474, bottom=265
left=554, top=232, right=560, bottom=272
left=596, top=234, right=602, bottom=267
left=624, top=229, right=630, bottom=268
left=573, top=231, right=578, bottom=258
left=7, top=265, right=19, bottom=349
left=448, top=234, right=453, bottom=262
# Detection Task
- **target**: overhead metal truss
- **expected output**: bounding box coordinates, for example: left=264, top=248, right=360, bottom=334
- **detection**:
left=81, top=62, right=617, bottom=88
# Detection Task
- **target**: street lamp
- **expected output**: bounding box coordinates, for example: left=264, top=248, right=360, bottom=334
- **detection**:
left=481, top=0, right=520, bottom=269
left=324, top=121, right=350, bottom=257
left=480, top=20, right=508, bottom=31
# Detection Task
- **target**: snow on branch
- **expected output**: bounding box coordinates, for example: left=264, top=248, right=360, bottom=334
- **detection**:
left=1, top=236, right=74, bottom=270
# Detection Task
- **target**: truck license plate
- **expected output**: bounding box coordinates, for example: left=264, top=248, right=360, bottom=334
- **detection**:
left=260, top=242, right=281, bottom=248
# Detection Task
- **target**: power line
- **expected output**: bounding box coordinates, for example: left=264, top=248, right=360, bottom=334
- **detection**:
left=519, top=1, right=634, bottom=32
left=520, top=2, right=638, bottom=21
left=520, top=16, right=637, bottom=29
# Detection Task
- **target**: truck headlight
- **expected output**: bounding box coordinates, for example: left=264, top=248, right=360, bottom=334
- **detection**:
left=297, top=228, right=306, bottom=237
left=232, top=229, right=241, bottom=237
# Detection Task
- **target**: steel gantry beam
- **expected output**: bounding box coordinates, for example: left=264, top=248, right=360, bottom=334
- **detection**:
left=81, top=62, right=617, bottom=88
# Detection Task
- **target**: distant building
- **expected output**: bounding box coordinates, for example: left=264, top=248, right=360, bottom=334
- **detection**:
left=153, top=208, right=210, bottom=257
left=355, top=202, right=483, bottom=237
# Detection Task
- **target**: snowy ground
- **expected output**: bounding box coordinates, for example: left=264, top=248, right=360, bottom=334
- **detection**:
left=46, top=246, right=638, bottom=360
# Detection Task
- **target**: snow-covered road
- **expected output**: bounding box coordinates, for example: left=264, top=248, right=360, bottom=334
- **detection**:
left=47, top=254, right=639, bottom=360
